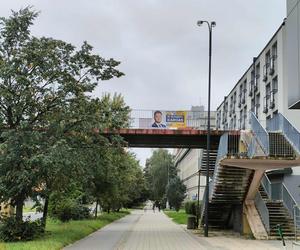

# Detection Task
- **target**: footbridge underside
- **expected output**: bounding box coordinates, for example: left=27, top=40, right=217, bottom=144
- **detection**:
left=102, top=128, right=225, bottom=149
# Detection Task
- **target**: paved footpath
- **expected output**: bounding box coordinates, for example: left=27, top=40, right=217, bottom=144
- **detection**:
left=65, top=210, right=294, bottom=250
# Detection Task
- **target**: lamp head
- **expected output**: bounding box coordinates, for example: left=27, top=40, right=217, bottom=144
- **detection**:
left=211, top=21, right=216, bottom=27
left=197, top=20, right=204, bottom=26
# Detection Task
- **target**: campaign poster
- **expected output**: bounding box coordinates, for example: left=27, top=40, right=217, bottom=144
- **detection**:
left=150, top=110, right=187, bottom=129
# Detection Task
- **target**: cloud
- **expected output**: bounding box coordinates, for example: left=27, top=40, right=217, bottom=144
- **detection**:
left=0, top=0, right=286, bottom=165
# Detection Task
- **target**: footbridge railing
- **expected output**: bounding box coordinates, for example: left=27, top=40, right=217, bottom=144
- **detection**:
left=129, top=109, right=215, bottom=129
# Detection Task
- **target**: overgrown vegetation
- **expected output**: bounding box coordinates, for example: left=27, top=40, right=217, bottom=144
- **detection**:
left=184, top=201, right=200, bottom=216
left=0, top=7, right=146, bottom=242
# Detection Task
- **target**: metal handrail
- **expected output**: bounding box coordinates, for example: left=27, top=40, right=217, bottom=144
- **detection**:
left=282, top=183, right=298, bottom=219
left=199, top=133, right=229, bottom=226
left=249, top=111, right=269, bottom=156
left=199, top=187, right=208, bottom=226
left=209, top=133, right=229, bottom=200
left=267, top=113, right=300, bottom=155
left=294, top=205, right=300, bottom=241
left=255, top=192, right=270, bottom=234
left=261, top=173, right=272, bottom=199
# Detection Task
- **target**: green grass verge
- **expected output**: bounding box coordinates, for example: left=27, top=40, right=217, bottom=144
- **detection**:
left=0, top=210, right=130, bottom=250
left=164, top=209, right=188, bottom=225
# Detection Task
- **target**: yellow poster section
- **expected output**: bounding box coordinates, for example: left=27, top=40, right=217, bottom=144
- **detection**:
left=165, top=111, right=187, bottom=129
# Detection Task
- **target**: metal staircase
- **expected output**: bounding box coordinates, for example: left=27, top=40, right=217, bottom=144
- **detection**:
left=202, top=166, right=254, bottom=230
left=199, top=112, right=300, bottom=238
left=200, top=132, right=255, bottom=230
left=266, top=201, right=295, bottom=239
left=258, top=185, right=268, bottom=200
left=258, top=184, right=295, bottom=239
left=210, top=166, right=253, bottom=203
left=200, top=149, right=218, bottom=176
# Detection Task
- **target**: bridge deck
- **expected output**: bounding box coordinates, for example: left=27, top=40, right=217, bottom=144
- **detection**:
left=102, top=129, right=233, bottom=149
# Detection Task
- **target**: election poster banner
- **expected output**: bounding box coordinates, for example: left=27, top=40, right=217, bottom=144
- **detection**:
left=149, top=110, right=187, bottom=129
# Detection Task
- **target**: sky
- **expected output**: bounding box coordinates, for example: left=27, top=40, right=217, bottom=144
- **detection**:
left=0, top=0, right=286, bottom=167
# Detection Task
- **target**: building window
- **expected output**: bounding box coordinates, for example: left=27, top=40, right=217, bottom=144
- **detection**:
left=263, top=51, right=271, bottom=82
left=272, top=76, right=278, bottom=93
left=255, top=93, right=260, bottom=117
left=239, top=84, right=243, bottom=107
left=272, top=42, right=277, bottom=59
left=255, top=63, right=260, bottom=79
left=265, top=50, right=271, bottom=69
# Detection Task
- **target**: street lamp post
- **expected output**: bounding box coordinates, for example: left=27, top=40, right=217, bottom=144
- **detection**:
left=197, top=20, right=216, bottom=237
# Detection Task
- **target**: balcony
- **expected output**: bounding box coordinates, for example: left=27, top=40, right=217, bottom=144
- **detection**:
left=241, top=97, right=246, bottom=104
left=263, top=96, right=269, bottom=113
left=270, top=91, right=276, bottom=109
left=249, top=80, right=254, bottom=97
left=254, top=83, right=258, bottom=92
left=269, top=56, right=276, bottom=75
left=263, top=64, right=269, bottom=82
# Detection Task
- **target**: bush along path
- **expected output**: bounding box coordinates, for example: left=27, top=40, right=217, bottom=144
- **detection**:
left=0, top=211, right=130, bottom=250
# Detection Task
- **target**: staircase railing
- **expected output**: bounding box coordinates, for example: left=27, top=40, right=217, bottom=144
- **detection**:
left=199, top=186, right=208, bottom=226
left=209, top=132, right=229, bottom=200
left=261, top=174, right=299, bottom=219
left=249, top=111, right=269, bottom=156
left=294, top=206, right=300, bottom=240
left=255, top=192, right=270, bottom=234
left=282, top=183, right=298, bottom=219
left=261, top=173, right=272, bottom=199
left=200, top=133, right=229, bottom=225
left=267, top=113, right=300, bottom=155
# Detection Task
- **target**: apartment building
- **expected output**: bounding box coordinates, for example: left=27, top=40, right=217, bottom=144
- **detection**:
left=217, top=24, right=281, bottom=130
left=216, top=19, right=300, bottom=132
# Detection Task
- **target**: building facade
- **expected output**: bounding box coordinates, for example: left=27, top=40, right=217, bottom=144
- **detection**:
left=216, top=20, right=300, bottom=132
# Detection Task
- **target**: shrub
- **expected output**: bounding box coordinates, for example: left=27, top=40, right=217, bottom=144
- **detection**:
left=0, top=217, right=44, bottom=242
left=184, top=201, right=200, bottom=216
left=49, top=198, right=91, bottom=222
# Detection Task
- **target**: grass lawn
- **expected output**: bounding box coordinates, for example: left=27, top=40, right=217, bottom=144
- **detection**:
left=164, top=209, right=188, bottom=225
left=0, top=210, right=130, bottom=250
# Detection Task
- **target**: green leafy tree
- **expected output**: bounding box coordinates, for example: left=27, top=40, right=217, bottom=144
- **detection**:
left=0, top=7, right=124, bottom=222
left=145, top=149, right=177, bottom=203
left=166, top=176, right=186, bottom=211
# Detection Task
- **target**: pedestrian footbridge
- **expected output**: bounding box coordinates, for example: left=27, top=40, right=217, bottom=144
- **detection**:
left=103, top=109, right=300, bottom=239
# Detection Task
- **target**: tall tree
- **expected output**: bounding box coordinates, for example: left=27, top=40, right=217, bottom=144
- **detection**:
left=145, top=149, right=177, bottom=203
left=166, top=176, right=186, bottom=211
left=0, top=7, right=124, bottom=222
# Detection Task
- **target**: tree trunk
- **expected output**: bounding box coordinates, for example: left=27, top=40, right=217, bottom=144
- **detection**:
left=94, top=199, right=98, bottom=219
left=42, top=196, right=49, bottom=228
left=15, top=197, right=24, bottom=222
